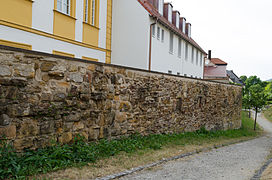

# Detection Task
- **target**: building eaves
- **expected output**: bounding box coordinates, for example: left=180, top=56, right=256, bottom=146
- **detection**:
left=211, top=58, right=228, bottom=65
left=138, top=0, right=207, bottom=55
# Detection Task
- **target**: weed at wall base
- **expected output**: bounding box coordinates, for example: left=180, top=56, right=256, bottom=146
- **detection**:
left=0, top=111, right=260, bottom=179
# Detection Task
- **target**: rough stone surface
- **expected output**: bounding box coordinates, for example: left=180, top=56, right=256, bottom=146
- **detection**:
left=0, top=114, right=11, bottom=126
left=0, top=48, right=243, bottom=150
left=0, top=65, right=12, bottom=76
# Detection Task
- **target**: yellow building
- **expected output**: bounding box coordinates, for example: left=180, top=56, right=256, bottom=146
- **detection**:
left=0, top=0, right=112, bottom=63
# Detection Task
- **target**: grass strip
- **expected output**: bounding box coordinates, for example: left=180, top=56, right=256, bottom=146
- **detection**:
left=0, top=111, right=261, bottom=179
left=264, top=106, right=272, bottom=122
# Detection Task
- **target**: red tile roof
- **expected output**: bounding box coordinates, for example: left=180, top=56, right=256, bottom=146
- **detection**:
left=138, top=0, right=207, bottom=54
left=211, top=58, right=228, bottom=65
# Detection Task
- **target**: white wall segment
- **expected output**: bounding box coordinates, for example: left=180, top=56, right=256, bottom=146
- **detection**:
left=0, top=25, right=106, bottom=62
left=111, top=0, right=204, bottom=78
left=150, top=22, right=203, bottom=78
left=151, top=23, right=182, bottom=75
left=98, top=0, right=107, bottom=49
left=75, top=0, right=83, bottom=42
left=111, top=0, right=150, bottom=70
left=32, top=0, right=54, bottom=34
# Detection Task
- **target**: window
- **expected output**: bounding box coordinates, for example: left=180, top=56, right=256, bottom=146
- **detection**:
left=152, top=25, right=155, bottom=37
left=178, top=38, right=181, bottom=58
left=200, top=54, right=203, bottom=66
left=57, top=0, right=71, bottom=15
left=157, top=27, right=160, bottom=40
left=168, top=70, right=172, bottom=74
left=177, top=72, right=180, bottom=76
left=91, top=0, right=96, bottom=25
left=184, top=74, right=187, bottom=77
left=84, top=0, right=97, bottom=25
left=161, top=29, right=164, bottom=42
left=84, top=0, right=89, bottom=22
left=196, top=51, right=199, bottom=65
left=169, top=32, right=174, bottom=54
left=191, top=47, right=194, bottom=63
left=185, top=43, right=188, bottom=60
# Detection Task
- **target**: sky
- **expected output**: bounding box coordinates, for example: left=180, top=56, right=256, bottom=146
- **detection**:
left=170, top=0, right=272, bottom=81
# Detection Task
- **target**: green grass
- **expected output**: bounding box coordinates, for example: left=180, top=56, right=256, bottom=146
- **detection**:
left=264, top=106, right=272, bottom=122
left=0, top=111, right=261, bottom=179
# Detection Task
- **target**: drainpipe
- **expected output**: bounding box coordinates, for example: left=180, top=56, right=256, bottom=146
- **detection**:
left=148, top=18, right=158, bottom=71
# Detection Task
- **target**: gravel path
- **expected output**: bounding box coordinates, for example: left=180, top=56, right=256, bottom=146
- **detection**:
left=120, top=113, right=272, bottom=180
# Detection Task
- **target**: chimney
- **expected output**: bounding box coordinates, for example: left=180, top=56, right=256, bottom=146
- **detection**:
left=179, top=17, right=186, bottom=33
left=158, top=0, right=164, bottom=15
left=172, top=11, right=180, bottom=28
left=185, top=23, right=191, bottom=38
left=163, top=3, right=173, bottom=23
left=208, top=50, right=212, bottom=60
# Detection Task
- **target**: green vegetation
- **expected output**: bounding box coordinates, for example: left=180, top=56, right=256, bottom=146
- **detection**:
left=0, top=111, right=260, bottom=179
left=265, top=82, right=272, bottom=104
left=264, top=106, right=272, bottom=122
left=240, top=75, right=270, bottom=130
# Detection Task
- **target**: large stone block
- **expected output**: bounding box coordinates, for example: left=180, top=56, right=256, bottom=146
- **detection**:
left=0, top=114, right=11, bottom=126
left=40, top=121, right=55, bottom=135
left=14, top=64, right=35, bottom=78
left=17, top=119, right=39, bottom=137
left=7, top=104, right=31, bottom=117
left=0, top=125, right=16, bottom=138
left=0, top=65, right=12, bottom=76
left=63, top=113, right=81, bottom=122
left=67, top=73, right=84, bottom=83
left=14, top=137, right=34, bottom=150
left=73, top=122, right=84, bottom=131
left=58, top=132, right=73, bottom=144
left=40, top=62, right=56, bottom=72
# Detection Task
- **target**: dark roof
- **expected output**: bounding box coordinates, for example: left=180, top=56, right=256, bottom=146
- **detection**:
left=227, top=70, right=245, bottom=86
left=138, top=0, right=206, bottom=54
left=211, top=58, right=228, bottom=65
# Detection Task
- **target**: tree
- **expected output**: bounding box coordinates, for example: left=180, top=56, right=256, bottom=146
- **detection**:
left=265, top=82, right=272, bottom=104
left=240, top=75, right=247, bottom=84
left=243, top=93, right=251, bottom=118
left=248, top=84, right=268, bottom=130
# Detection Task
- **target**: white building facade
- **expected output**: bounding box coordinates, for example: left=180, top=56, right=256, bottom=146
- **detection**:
left=111, top=0, right=206, bottom=78
left=0, top=0, right=113, bottom=63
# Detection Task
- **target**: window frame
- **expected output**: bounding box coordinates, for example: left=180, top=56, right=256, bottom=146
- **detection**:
left=200, top=54, right=203, bottom=66
left=84, top=0, right=98, bottom=26
left=169, top=32, right=174, bottom=54
left=91, top=0, right=96, bottom=26
left=191, top=47, right=194, bottom=63
left=152, top=24, right=155, bottom=37
left=161, top=29, right=164, bottom=42
left=84, top=0, right=89, bottom=23
left=57, top=0, right=71, bottom=15
left=157, top=26, right=160, bottom=40
left=178, top=38, right=181, bottom=58
left=185, top=43, right=188, bottom=60
left=196, top=50, right=199, bottom=65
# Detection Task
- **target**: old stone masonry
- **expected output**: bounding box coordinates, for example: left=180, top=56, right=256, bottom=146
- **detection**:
left=0, top=47, right=242, bottom=150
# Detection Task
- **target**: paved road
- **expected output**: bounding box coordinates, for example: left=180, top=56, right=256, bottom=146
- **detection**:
left=120, top=114, right=272, bottom=180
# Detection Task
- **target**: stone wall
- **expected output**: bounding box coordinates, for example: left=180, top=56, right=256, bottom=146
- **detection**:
left=0, top=46, right=242, bottom=150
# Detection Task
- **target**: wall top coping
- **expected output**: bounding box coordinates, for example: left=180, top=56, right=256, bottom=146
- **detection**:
left=0, top=45, right=241, bottom=87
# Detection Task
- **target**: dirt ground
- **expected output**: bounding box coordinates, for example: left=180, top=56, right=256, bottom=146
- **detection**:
left=261, top=163, right=272, bottom=180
